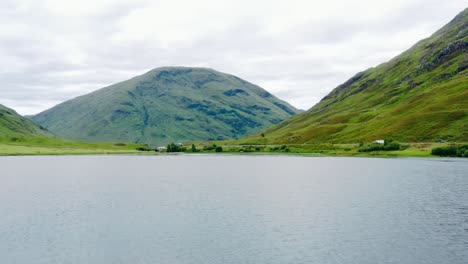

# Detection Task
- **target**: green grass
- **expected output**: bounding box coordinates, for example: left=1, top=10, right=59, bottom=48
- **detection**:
left=1, top=104, right=150, bottom=155
left=0, top=104, right=49, bottom=137
left=185, top=141, right=463, bottom=157
left=236, top=9, right=468, bottom=145
left=0, top=136, right=148, bottom=156
left=1, top=136, right=462, bottom=158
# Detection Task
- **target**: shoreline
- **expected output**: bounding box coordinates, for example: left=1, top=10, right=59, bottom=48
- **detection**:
left=1, top=141, right=465, bottom=158
left=0, top=149, right=443, bottom=158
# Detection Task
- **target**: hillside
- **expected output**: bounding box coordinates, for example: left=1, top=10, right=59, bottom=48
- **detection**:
left=0, top=104, right=49, bottom=137
left=241, top=8, right=468, bottom=144
left=32, top=67, right=299, bottom=145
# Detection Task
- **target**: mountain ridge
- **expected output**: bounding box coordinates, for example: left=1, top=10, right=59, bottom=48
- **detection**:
left=239, top=8, right=467, bottom=144
left=0, top=104, right=49, bottom=137
left=32, top=67, right=300, bottom=145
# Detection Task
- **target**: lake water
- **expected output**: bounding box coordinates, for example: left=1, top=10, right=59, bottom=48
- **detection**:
left=0, top=155, right=467, bottom=264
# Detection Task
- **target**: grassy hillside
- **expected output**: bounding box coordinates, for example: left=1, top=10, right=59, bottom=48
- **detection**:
left=240, top=8, right=468, bottom=144
left=32, top=67, right=299, bottom=146
left=0, top=104, right=49, bottom=137
left=0, top=104, right=151, bottom=155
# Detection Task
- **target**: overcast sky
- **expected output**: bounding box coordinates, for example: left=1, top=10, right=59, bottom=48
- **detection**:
left=1, top=0, right=466, bottom=115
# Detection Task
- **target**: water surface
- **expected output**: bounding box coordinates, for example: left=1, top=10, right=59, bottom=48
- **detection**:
left=0, top=155, right=467, bottom=264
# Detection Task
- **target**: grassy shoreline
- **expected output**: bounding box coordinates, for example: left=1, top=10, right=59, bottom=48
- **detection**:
left=1, top=136, right=466, bottom=158
left=190, top=143, right=436, bottom=158
left=0, top=136, right=147, bottom=156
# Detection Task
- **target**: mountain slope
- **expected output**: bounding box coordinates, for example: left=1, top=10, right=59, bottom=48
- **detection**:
left=242, top=8, right=468, bottom=144
left=0, top=104, right=49, bottom=137
left=32, top=67, right=299, bottom=145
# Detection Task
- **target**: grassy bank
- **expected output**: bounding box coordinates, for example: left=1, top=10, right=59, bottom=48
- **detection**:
left=186, top=142, right=467, bottom=158
left=0, top=136, right=148, bottom=156
left=1, top=136, right=465, bottom=158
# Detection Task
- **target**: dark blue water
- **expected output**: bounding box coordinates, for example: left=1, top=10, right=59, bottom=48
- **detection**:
left=0, top=155, right=467, bottom=264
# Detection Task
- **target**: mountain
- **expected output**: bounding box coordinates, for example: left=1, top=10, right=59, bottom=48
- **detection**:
left=0, top=104, right=49, bottom=137
left=32, top=67, right=299, bottom=145
left=241, top=8, right=468, bottom=144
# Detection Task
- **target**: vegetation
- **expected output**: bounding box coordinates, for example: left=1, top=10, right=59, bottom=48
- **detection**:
left=0, top=134, right=460, bottom=157
left=3, top=11, right=467, bottom=158
left=31, top=67, right=299, bottom=146
left=202, top=144, right=218, bottom=151
left=431, top=145, right=468, bottom=157
left=0, top=104, right=153, bottom=155
left=0, top=104, right=49, bottom=137
left=176, top=141, right=444, bottom=157
left=0, top=136, right=148, bottom=156
left=166, top=143, right=186, bottom=152
left=136, top=146, right=153, bottom=151
left=191, top=144, right=199, bottom=152
left=237, top=9, right=468, bottom=145
left=358, top=140, right=406, bottom=152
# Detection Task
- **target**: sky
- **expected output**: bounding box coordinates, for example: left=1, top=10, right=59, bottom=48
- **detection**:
left=0, top=0, right=466, bottom=115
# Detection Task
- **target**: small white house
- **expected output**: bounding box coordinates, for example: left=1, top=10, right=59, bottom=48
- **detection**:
left=175, top=142, right=183, bottom=147
left=374, top=139, right=385, bottom=144
left=157, top=146, right=167, bottom=151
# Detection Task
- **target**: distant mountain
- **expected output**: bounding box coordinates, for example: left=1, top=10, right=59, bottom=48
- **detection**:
left=32, top=67, right=299, bottom=145
left=239, top=8, right=468, bottom=144
left=0, top=104, right=49, bottom=137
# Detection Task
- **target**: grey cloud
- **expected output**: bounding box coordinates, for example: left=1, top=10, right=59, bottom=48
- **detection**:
left=0, top=0, right=466, bottom=115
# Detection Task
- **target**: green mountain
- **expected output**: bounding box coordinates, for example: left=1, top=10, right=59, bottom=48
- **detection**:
left=32, top=67, right=299, bottom=145
left=0, top=104, right=49, bottom=137
left=241, top=8, right=468, bottom=144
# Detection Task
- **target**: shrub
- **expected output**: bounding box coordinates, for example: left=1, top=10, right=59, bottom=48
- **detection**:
left=358, top=143, right=383, bottom=152
left=203, top=144, right=218, bottom=151
left=167, top=143, right=184, bottom=152
left=431, top=146, right=457, bottom=156
left=457, top=146, right=468, bottom=157
left=383, top=142, right=401, bottom=151
left=268, top=145, right=290, bottom=152
left=136, top=146, right=152, bottom=151
left=215, top=146, right=223, bottom=152
left=10, top=137, right=23, bottom=142
left=241, top=146, right=254, bottom=152
left=191, top=144, right=198, bottom=152
left=431, top=145, right=468, bottom=157
left=203, top=145, right=214, bottom=151
left=359, top=140, right=404, bottom=152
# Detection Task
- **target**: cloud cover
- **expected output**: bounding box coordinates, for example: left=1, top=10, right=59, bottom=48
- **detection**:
left=0, top=0, right=466, bottom=114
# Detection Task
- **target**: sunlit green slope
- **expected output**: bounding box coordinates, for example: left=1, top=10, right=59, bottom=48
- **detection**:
left=242, top=8, right=468, bottom=144
left=0, top=104, right=48, bottom=137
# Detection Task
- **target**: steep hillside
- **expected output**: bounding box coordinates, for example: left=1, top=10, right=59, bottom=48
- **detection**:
left=0, top=104, right=49, bottom=137
left=32, top=67, right=299, bottom=145
left=242, top=8, right=468, bottom=144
